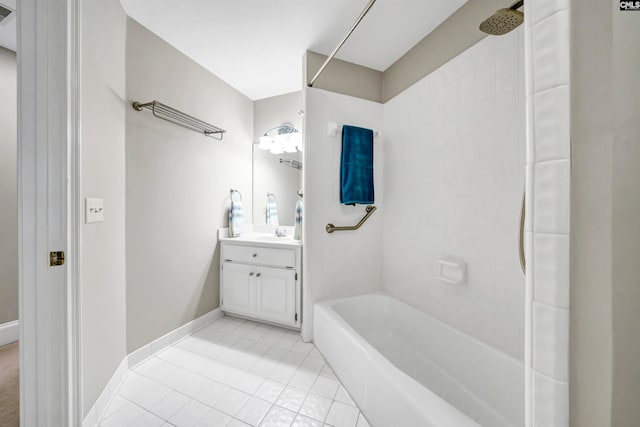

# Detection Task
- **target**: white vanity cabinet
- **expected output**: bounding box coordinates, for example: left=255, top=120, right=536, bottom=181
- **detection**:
left=220, top=238, right=301, bottom=329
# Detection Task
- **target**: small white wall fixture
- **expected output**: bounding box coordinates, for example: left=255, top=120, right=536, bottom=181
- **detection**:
left=524, top=1, right=571, bottom=426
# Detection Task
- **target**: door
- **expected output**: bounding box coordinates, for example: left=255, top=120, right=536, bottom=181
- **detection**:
left=221, top=262, right=256, bottom=317
left=256, top=266, right=296, bottom=326
left=19, top=0, right=81, bottom=424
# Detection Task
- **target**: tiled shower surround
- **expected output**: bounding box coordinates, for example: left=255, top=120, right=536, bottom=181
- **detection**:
left=524, top=1, right=571, bottom=426
left=382, top=25, right=526, bottom=426
left=383, top=25, right=526, bottom=363
left=303, top=2, right=573, bottom=422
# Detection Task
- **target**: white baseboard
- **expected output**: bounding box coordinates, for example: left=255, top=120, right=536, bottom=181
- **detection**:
left=128, top=307, right=224, bottom=369
left=83, top=307, right=224, bottom=426
left=0, top=320, right=19, bottom=346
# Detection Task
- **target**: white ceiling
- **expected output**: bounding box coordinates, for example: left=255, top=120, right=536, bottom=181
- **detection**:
left=0, top=1, right=467, bottom=99
left=121, top=0, right=467, bottom=100
left=0, top=0, right=16, bottom=52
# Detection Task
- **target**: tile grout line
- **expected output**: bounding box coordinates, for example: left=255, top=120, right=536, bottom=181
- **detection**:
left=531, top=299, right=569, bottom=312
left=529, top=8, right=570, bottom=29
left=531, top=82, right=569, bottom=97
left=100, top=316, right=362, bottom=427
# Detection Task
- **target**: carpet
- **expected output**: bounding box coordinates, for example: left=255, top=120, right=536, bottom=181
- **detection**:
left=0, top=342, right=19, bottom=427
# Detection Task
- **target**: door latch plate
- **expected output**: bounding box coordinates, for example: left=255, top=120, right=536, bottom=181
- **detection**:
left=50, top=251, right=65, bottom=266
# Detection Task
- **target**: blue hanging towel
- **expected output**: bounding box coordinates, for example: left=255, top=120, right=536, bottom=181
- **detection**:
left=340, top=125, right=374, bottom=205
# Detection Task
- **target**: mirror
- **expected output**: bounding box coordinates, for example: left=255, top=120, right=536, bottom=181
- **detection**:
left=252, top=91, right=303, bottom=226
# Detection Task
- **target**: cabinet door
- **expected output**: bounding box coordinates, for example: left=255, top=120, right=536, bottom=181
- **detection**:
left=256, top=267, right=296, bottom=326
left=221, top=262, right=256, bottom=316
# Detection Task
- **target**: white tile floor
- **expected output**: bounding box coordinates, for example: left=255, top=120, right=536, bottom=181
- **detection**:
left=100, top=316, right=371, bottom=427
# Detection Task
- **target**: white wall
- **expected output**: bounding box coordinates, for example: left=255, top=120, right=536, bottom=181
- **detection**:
left=383, top=0, right=517, bottom=102
left=253, top=91, right=302, bottom=226
left=125, top=19, right=254, bottom=352
left=610, top=4, right=640, bottom=424
left=0, top=47, right=17, bottom=326
left=81, top=0, right=128, bottom=415
left=302, top=88, right=384, bottom=340
left=382, top=29, right=526, bottom=360
left=570, top=0, right=612, bottom=425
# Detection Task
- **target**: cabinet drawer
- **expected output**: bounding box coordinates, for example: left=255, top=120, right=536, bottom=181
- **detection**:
left=223, top=244, right=295, bottom=268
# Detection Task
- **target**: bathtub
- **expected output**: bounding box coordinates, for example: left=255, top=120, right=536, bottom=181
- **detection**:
left=313, top=293, right=524, bottom=427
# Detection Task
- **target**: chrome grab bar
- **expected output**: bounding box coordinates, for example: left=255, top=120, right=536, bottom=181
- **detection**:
left=326, top=205, right=377, bottom=233
left=519, top=191, right=526, bottom=274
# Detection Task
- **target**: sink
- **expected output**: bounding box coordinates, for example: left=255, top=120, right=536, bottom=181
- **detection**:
left=220, top=229, right=301, bottom=246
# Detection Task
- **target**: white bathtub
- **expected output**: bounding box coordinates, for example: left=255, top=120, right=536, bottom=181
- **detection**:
left=313, top=293, right=524, bottom=427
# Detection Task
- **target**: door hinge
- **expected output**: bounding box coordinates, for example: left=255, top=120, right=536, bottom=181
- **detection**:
left=295, top=313, right=298, bottom=322
left=49, top=251, right=65, bottom=267
left=295, top=273, right=298, bottom=281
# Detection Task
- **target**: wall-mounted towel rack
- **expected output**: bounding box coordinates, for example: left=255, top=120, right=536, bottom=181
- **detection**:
left=326, top=205, right=376, bottom=233
left=280, top=158, right=303, bottom=170
left=328, top=121, right=379, bottom=138
left=132, top=100, right=226, bottom=140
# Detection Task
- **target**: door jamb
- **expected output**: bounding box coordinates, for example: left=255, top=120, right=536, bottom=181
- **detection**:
left=17, top=0, right=82, bottom=424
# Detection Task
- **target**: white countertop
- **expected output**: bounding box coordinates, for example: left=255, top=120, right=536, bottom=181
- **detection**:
left=218, top=226, right=302, bottom=249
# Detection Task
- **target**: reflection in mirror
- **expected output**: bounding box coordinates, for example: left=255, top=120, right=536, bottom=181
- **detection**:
left=253, top=91, right=303, bottom=226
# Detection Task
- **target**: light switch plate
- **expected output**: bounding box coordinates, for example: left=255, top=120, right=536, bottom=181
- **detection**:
left=85, top=198, right=104, bottom=223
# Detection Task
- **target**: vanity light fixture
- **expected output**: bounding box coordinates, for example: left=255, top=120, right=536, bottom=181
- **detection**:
left=270, top=144, right=285, bottom=155
left=259, top=123, right=302, bottom=154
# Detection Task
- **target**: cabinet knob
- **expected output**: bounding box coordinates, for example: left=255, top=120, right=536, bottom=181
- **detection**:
left=256, top=273, right=261, bottom=277
left=252, top=253, right=258, bottom=258
left=249, top=272, right=254, bottom=277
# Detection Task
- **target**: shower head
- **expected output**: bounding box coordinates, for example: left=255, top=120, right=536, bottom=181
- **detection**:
left=479, top=0, right=524, bottom=35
